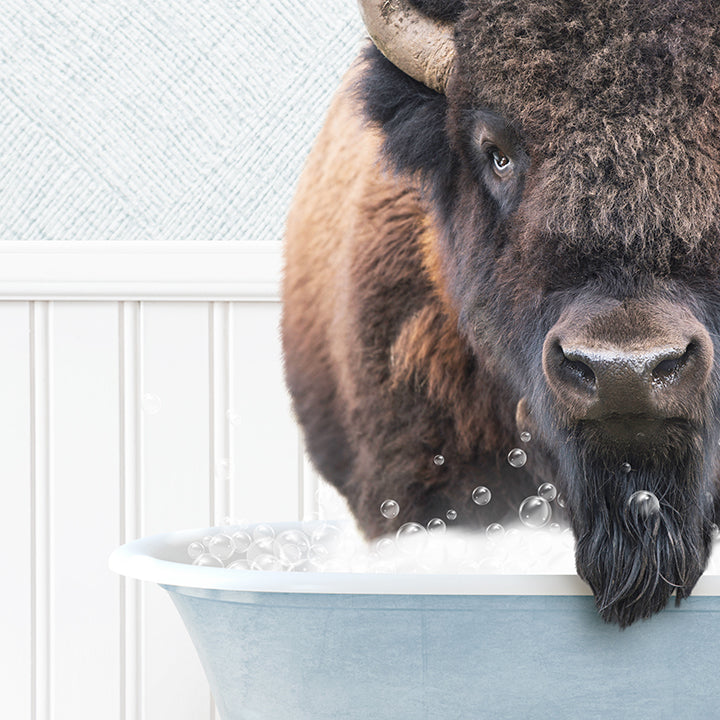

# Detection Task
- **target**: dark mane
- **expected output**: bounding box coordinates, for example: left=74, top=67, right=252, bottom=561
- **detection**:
left=356, top=44, right=457, bottom=211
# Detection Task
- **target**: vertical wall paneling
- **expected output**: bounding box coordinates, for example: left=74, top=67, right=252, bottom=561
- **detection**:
left=210, top=302, right=233, bottom=526
left=51, top=302, right=121, bottom=719
left=31, top=301, right=52, bottom=720
left=140, top=302, right=212, bottom=720
left=231, top=301, right=301, bottom=521
left=208, top=302, right=230, bottom=720
left=119, top=302, right=142, bottom=720
left=0, top=287, right=313, bottom=719
left=0, top=303, right=32, bottom=718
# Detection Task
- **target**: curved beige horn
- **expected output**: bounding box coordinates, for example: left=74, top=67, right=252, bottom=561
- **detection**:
left=357, top=0, right=455, bottom=94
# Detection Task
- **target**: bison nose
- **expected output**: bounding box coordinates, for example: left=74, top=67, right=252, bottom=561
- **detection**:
left=543, top=325, right=713, bottom=422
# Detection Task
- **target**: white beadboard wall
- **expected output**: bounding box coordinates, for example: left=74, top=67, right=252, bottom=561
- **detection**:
left=0, top=241, right=350, bottom=720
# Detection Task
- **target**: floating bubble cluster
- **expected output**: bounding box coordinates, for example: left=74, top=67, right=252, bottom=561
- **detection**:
left=185, top=438, right=720, bottom=579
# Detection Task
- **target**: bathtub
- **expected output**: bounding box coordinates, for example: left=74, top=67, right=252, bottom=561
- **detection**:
left=110, top=522, right=720, bottom=720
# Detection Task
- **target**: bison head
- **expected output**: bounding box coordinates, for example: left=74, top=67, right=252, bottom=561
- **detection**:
left=359, top=0, right=720, bottom=626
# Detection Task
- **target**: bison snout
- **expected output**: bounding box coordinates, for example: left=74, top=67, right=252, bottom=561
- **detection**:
left=542, top=300, right=714, bottom=425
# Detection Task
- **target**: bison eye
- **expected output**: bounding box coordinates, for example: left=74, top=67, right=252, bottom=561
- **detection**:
left=490, top=148, right=513, bottom=177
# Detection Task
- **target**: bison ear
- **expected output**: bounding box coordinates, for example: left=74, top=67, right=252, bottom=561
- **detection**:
left=407, top=0, right=466, bottom=22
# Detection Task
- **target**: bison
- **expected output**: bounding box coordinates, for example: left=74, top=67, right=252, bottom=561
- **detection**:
left=281, top=0, right=720, bottom=626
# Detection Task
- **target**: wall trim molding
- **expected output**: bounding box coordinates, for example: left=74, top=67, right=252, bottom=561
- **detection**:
left=0, top=242, right=283, bottom=301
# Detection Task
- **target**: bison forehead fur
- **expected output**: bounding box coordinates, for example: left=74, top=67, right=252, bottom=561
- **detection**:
left=281, top=0, right=720, bottom=627
left=453, top=0, right=720, bottom=263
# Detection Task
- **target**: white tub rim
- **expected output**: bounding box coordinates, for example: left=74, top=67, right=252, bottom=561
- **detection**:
left=108, top=522, right=720, bottom=597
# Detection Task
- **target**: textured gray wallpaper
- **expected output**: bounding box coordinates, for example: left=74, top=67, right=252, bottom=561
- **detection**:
left=0, top=1, right=364, bottom=242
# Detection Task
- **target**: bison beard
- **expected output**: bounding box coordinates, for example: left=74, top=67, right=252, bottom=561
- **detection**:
left=561, top=430, right=714, bottom=627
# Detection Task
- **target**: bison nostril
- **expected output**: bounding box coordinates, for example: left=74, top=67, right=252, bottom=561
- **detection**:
left=554, top=342, right=596, bottom=390
left=651, top=343, right=694, bottom=385
left=562, top=357, right=596, bottom=387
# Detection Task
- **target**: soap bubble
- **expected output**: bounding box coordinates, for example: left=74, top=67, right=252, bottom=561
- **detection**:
left=711, top=523, right=720, bottom=541
left=246, top=537, right=275, bottom=563
left=504, top=527, right=522, bottom=546
left=141, top=393, right=161, bottom=415
left=187, top=541, right=205, bottom=560
left=374, top=537, right=397, bottom=559
left=310, top=523, right=342, bottom=548
left=520, top=431, right=532, bottom=443
left=620, top=462, right=632, bottom=474
left=471, top=486, right=492, bottom=505
left=627, top=490, right=660, bottom=517
left=446, top=509, right=457, bottom=521
left=208, top=533, right=235, bottom=561
left=537, top=483, right=557, bottom=502
left=433, top=454, right=445, bottom=466
left=231, top=530, right=252, bottom=554
left=561, top=528, right=575, bottom=549
left=193, top=553, right=224, bottom=567
left=533, top=531, right=553, bottom=556
left=427, top=517, right=447, bottom=534
left=556, top=494, right=567, bottom=508
left=507, top=448, right=527, bottom=468
left=250, top=554, right=284, bottom=571
left=308, top=544, right=331, bottom=564
left=227, top=559, right=250, bottom=570
left=290, top=559, right=321, bottom=572
left=380, top=499, right=400, bottom=519
left=519, top=496, right=552, bottom=528
left=486, top=522, right=505, bottom=541
left=396, top=522, right=428, bottom=554
left=273, top=529, right=310, bottom=565
left=252, top=524, right=275, bottom=541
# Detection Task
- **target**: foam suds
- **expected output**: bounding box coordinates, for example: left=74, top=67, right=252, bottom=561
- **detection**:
left=188, top=522, right=578, bottom=575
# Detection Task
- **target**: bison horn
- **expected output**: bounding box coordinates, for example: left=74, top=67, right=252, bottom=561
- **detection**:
left=357, top=0, right=455, bottom=94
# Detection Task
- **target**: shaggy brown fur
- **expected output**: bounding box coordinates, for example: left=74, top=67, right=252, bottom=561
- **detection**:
left=283, top=62, right=531, bottom=537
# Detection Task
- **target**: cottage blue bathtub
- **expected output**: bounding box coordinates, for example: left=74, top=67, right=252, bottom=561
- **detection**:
left=109, top=522, right=720, bottom=719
